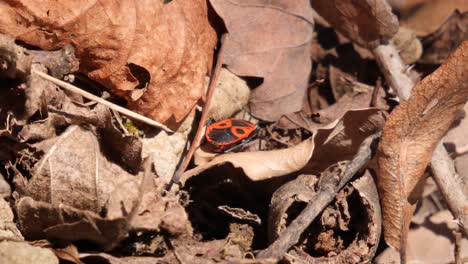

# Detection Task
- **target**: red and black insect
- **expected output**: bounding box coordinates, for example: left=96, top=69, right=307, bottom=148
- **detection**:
left=205, top=118, right=257, bottom=153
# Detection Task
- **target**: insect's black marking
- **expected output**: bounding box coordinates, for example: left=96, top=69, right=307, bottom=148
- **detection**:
left=231, top=120, right=251, bottom=127
left=235, top=128, right=245, bottom=134
left=208, top=128, right=237, bottom=144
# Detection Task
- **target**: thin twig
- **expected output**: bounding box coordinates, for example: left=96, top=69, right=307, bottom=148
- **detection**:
left=370, top=77, right=382, bottom=107
left=111, top=109, right=130, bottom=135
left=32, top=70, right=173, bottom=132
left=431, top=144, right=468, bottom=236
left=167, top=34, right=227, bottom=190
left=453, top=230, right=462, bottom=264
left=164, top=236, right=184, bottom=264
left=257, top=133, right=380, bottom=259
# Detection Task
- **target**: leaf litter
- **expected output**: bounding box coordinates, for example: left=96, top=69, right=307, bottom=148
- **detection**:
left=0, top=0, right=467, bottom=263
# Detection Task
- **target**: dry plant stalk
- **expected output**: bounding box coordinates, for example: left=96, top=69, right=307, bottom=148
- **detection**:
left=32, top=70, right=172, bottom=132
left=376, top=41, right=468, bottom=254
left=167, top=35, right=226, bottom=190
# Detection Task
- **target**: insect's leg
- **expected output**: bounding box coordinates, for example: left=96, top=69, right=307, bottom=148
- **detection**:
left=224, top=137, right=256, bottom=153
left=214, top=145, right=225, bottom=152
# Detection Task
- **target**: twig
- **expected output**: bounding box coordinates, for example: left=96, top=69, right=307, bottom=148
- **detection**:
left=31, top=70, right=173, bottom=132
left=257, top=133, right=380, bottom=259
left=372, top=43, right=414, bottom=101
left=370, top=77, right=382, bottom=107
left=164, top=236, right=184, bottom=264
left=453, top=230, right=462, bottom=264
left=167, top=34, right=227, bottom=190
left=372, top=42, right=468, bottom=240
left=111, top=109, right=130, bottom=135
left=431, top=144, right=468, bottom=236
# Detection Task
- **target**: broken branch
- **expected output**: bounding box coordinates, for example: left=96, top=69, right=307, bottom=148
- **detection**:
left=257, top=132, right=380, bottom=259
left=167, top=34, right=227, bottom=190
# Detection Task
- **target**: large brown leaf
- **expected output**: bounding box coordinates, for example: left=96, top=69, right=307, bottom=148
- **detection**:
left=377, top=41, right=468, bottom=250
left=209, top=0, right=314, bottom=121
left=0, top=0, right=216, bottom=128
left=14, top=124, right=190, bottom=247
left=21, top=125, right=137, bottom=212
left=312, top=0, right=399, bottom=47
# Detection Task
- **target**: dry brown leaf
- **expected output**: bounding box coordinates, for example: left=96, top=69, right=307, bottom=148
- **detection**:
left=19, top=114, right=69, bottom=142
left=420, top=10, right=468, bottom=64
left=0, top=241, right=59, bottom=264
left=105, top=170, right=191, bottom=234
left=377, top=41, right=468, bottom=250
left=19, top=125, right=138, bottom=212
left=311, top=92, right=386, bottom=131
left=182, top=109, right=385, bottom=184
left=13, top=123, right=189, bottom=244
left=0, top=0, right=216, bottom=128
left=184, top=134, right=314, bottom=183
left=401, top=0, right=468, bottom=36
left=16, top=196, right=129, bottom=250
left=312, top=0, right=399, bottom=47
left=209, top=0, right=314, bottom=121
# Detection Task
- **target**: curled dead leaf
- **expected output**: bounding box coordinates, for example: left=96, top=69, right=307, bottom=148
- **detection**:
left=182, top=109, right=385, bottom=184
left=377, top=41, right=468, bottom=250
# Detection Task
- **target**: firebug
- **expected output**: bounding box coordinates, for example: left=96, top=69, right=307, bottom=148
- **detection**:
left=205, top=118, right=257, bottom=153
